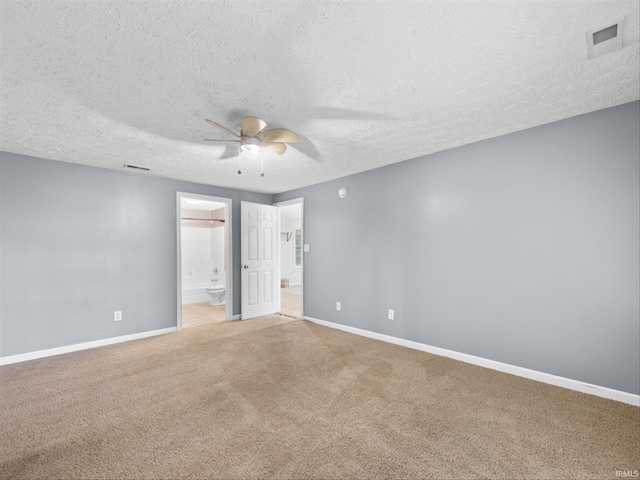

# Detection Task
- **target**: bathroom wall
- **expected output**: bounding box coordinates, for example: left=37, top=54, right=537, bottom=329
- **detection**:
left=182, top=228, right=209, bottom=285
left=274, top=101, right=640, bottom=395
left=181, top=221, right=225, bottom=304
left=0, top=152, right=272, bottom=358
left=210, top=226, right=225, bottom=279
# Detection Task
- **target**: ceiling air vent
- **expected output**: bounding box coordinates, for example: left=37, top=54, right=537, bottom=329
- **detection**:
left=123, top=164, right=150, bottom=171
left=586, top=19, right=624, bottom=59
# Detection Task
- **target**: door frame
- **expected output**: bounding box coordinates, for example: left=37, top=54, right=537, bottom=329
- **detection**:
left=274, top=197, right=304, bottom=317
left=176, top=192, right=233, bottom=330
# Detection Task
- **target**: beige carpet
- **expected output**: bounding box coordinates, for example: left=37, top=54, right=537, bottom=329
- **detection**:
left=1, top=315, right=638, bottom=479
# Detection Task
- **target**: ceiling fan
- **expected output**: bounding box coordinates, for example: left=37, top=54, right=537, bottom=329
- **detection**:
left=204, top=116, right=299, bottom=156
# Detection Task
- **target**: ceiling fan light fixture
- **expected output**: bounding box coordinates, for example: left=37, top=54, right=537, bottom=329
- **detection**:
left=241, top=143, right=261, bottom=153
left=240, top=135, right=262, bottom=153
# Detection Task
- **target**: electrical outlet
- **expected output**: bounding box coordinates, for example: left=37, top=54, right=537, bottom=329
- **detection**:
left=114, top=310, right=122, bottom=322
left=336, top=301, right=341, bottom=311
left=388, top=309, right=394, bottom=320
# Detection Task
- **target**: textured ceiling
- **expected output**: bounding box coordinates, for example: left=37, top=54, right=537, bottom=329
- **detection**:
left=1, top=1, right=638, bottom=194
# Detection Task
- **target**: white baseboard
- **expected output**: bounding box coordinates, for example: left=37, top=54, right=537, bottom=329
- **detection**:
left=303, top=316, right=639, bottom=407
left=0, top=327, right=177, bottom=366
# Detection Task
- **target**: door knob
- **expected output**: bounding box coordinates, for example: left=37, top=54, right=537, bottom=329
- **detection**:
left=243, top=264, right=249, bottom=269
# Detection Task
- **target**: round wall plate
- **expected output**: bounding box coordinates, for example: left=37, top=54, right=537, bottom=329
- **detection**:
left=338, top=187, right=347, bottom=198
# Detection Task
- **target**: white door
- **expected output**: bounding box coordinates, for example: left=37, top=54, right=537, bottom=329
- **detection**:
left=241, top=201, right=278, bottom=319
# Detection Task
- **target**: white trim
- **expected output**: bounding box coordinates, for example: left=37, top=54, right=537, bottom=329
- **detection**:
left=177, top=192, right=233, bottom=327
left=303, top=316, right=640, bottom=407
left=0, top=327, right=177, bottom=366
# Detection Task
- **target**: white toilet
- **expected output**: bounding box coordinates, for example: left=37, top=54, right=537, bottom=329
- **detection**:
left=205, top=284, right=225, bottom=306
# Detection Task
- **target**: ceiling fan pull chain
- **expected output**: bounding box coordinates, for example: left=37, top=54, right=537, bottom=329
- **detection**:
left=260, top=150, right=265, bottom=177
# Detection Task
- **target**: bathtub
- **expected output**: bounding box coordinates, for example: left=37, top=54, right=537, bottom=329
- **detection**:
left=182, top=285, right=210, bottom=305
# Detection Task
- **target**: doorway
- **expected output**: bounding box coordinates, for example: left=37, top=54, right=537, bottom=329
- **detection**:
left=176, top=192, right=233, bottom=330
left=276, top=199, right=303, bottom=319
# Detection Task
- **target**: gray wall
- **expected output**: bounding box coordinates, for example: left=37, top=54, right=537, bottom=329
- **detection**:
left=0, top=153, right=271, bottom=357
left=276, top=101, right=640, bottom=395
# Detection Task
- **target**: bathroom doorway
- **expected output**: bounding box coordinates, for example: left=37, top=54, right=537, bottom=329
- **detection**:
left=176, top=193, right=233, bottom=330
left=276, top=199, right=303, bottom=319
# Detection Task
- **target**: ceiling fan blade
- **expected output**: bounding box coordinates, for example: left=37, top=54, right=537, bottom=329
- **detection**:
left=257, top=128, right=299, bottom=145
left=203, top=139, right=241, bottom=143
left=241, top=116, right=267, bottom=137
left=205, top=119, right=240, bottom=138
left=263, top=142, right=287, bottom=155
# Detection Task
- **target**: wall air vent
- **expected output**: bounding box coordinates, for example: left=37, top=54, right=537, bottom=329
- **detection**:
left=586, top=19, right=624, bottom=59
left=123, top=164, right=150, bottom=171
